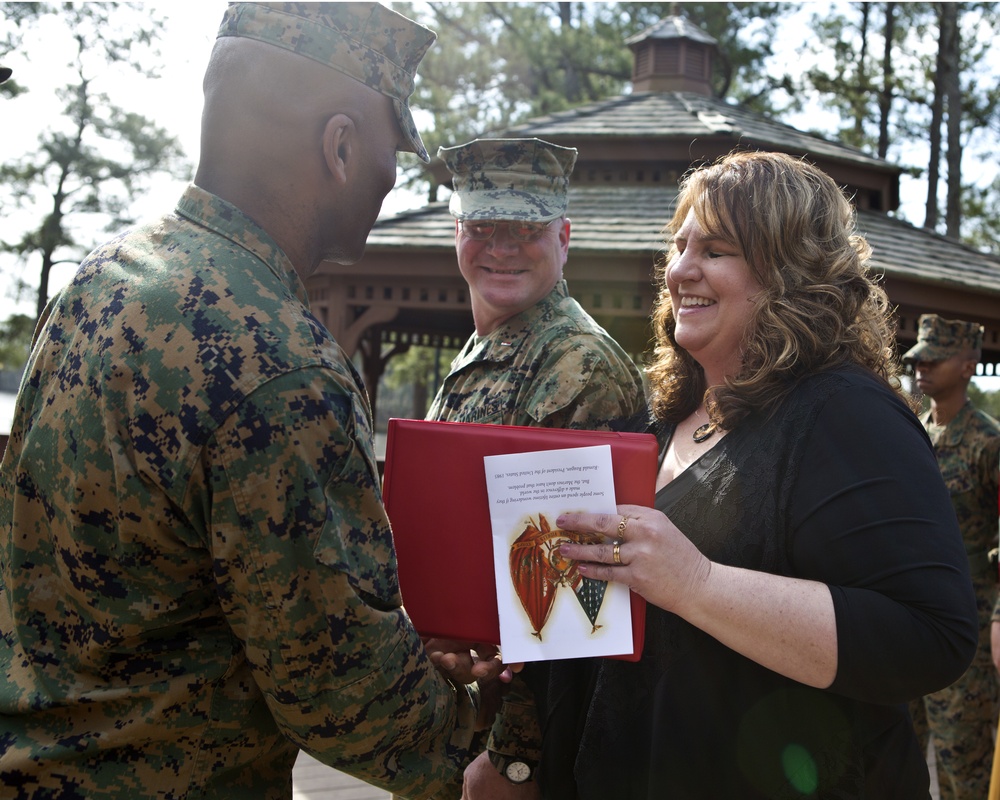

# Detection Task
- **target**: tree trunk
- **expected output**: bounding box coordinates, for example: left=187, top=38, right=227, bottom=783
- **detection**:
left=941, top=2, right=962, bottom=238
left=36, top=256, right=52, bottom=322
left=36, top=192, right=67, bottom=322
left=924, top=3, right=946, bottom=229
left=411, top=381, right=429, bottom=419
left=877, top=2, right=895, bottom=159
left=856, top=3, right=870, bottom=140
left=557, top=2, right=581, bottom=104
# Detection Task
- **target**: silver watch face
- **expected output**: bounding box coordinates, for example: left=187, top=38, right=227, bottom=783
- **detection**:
left=505, top=761, right=532, bottom=783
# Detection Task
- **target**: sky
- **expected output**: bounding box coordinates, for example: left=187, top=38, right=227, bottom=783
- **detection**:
left=2, top=0, right=419, bottom=316
left=2, top=1, right=998, bottom=391
left=2, top=2, right=228, bottom=315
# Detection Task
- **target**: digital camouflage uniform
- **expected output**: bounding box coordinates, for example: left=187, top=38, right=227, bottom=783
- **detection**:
left=426, top=138, right=647, bottom=794
left=429, top=137, right=645, bottom=432
left=911, top=401, right=1000, bottom=799
left=905, top=315, right=1000, bottom=800
left=427, top=281, right=644, bottom=430
left=0, top=4, right=484, bottom=797
left=0, top=184, right=478, bottom=800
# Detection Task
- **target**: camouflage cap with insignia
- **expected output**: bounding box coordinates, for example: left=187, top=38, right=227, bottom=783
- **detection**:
left=439, top=138, right=578, bottom=221
left=902, top=313, right=984, bottom=362
left=218, top=2, right=436, bottom=162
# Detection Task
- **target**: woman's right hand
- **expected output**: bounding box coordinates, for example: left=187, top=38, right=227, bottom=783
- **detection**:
left=554, top=504, right=711, bottom=615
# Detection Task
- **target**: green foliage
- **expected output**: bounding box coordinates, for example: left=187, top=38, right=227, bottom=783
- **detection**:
left=0, top=314, right=34, bottom=372
left=0, top=3, right=190, bottom=320
left=392, top=0, right=997, bottom=247
left=961, top=177, right=1000, bottom=256
left=382, top=345, right=457, bottom=391
left=378, top=344, right=459, bottom=425
left=970, top=382, right=1000, bottom=419
left=663, top=2, right=796, bottom=110
left=396, top=1, right=796, bottom=197
left=802, top=1, right=1000, bottom=244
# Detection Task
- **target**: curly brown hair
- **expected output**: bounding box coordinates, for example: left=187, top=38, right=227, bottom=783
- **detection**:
left=647, top=150, right=908, bottom=429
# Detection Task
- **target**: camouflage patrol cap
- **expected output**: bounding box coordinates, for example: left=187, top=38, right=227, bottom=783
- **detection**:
left=218, top=2, right=436, bottom=162
left=440, top=138, right=578, bottom=221
left=902, top=313, right=984, bottom=362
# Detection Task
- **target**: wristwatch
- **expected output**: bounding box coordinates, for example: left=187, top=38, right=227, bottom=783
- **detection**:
left=488, top=750, right=536, bottom=784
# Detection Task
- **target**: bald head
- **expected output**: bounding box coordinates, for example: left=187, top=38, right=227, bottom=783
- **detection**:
left=204, top=38, right=375, bottom=145
left=195, top=36, right=402, bottom=275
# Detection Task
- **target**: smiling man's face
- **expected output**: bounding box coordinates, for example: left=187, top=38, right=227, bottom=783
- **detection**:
left=456, top=217, right=571, bottom=335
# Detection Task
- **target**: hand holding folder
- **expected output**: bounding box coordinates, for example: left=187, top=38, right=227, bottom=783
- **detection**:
left=382, top=419, right=657, bottom=662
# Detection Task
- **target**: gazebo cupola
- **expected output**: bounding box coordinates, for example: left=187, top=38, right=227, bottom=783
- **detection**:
left=626, top=13, right=718, bottom=95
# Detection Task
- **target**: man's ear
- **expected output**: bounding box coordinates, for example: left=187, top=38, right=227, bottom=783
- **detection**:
left=322, top=113, right=354, bottom=185
left=961, top=357, right=979, bottom=381
left=559, top=217, right=571, bottom=246
left=558, top=217, right=571, bottom=261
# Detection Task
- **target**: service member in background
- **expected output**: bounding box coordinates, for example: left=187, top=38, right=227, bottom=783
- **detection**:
left=905, top=313, right=1000, bottom=800
left=426, top=137, right=646, bottom=795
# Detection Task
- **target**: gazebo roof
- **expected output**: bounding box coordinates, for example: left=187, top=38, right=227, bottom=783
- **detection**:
left=625, top=15, right=719, bottom=47
left=367, top=185, right=1000, bottom=301
left=502, top=90, right=892, bottom=174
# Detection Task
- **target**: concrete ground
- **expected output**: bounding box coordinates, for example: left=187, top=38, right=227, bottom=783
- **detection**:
left=292, top=744, right=942, bottom=799
left=292, top=752, right=389, bottom=800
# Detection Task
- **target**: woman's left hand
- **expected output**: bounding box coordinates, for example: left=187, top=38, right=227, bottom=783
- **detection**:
left=556, top=504, right=838, bottom=689
left=555, top=504, right=711, bottom=617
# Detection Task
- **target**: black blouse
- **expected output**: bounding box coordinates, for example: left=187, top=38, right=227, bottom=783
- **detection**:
left=525, top=367, right=977, bottom=799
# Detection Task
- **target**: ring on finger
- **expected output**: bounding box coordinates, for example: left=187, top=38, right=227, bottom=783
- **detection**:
left=612, top=539, right=623, bottom=565
left=617, top=515, right=629, bottom=539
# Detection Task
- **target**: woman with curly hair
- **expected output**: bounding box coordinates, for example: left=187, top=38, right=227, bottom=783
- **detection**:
left=472, top=151, right=979, bottom=799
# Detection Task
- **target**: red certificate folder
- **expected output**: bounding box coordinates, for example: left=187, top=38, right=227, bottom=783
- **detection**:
left=382, top=418, right=657, bottom=662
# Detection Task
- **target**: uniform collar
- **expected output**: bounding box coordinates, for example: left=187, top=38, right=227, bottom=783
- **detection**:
left=924, top=398, right=975, bottom=446
left=462, top=280, right=570, bottom=364
left=176, top=184, right=309, bottom=307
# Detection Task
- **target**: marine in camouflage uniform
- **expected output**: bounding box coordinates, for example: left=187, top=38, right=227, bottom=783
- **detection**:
left=904, top=314, right=1000, bottom=800
left=426, top=138, right=646, bottom=793
left=426, top=280, right=643, bottom=429
left=428, top=138, right=645, bottom=431
left=0, top=5, right=485, bottom=799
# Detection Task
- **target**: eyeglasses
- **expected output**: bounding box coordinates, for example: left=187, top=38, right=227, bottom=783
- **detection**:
left=459, top=219, right=556, bottom=243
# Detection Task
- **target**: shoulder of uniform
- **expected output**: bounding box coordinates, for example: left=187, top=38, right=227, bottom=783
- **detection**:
left=968, top=405, right=1000, bottom=434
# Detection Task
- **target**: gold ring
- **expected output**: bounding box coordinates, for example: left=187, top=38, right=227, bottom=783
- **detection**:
left=612, top=540, right=623, bottom=565
left=617, top=515, right=629, bottom=538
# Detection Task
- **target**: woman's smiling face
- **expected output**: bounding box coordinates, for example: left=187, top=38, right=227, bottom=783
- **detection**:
left=666, top=209, right=762, bottom=384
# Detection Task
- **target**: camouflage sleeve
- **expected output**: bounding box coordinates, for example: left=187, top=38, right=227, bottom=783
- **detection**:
left=203, top=368, right=477, bottom=798
left=486, top=679, right=542, bottom=762
left=435, top=678, right=541, bottom=798
left=523, top=337, right=645, bottom=430
left=979, top=433, right=1000, bottom=519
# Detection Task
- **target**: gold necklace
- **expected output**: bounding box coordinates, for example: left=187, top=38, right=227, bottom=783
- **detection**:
left=692, top=423, right=715, bottom=443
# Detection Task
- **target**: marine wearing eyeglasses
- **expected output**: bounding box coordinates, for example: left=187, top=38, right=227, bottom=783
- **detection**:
left=459, top=219, right=557, bottom=242
left=426, top=137, right=646, bottom=794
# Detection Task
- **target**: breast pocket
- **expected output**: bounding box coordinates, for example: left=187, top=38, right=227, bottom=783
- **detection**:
left=939, top=458, right=974, bottom=498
